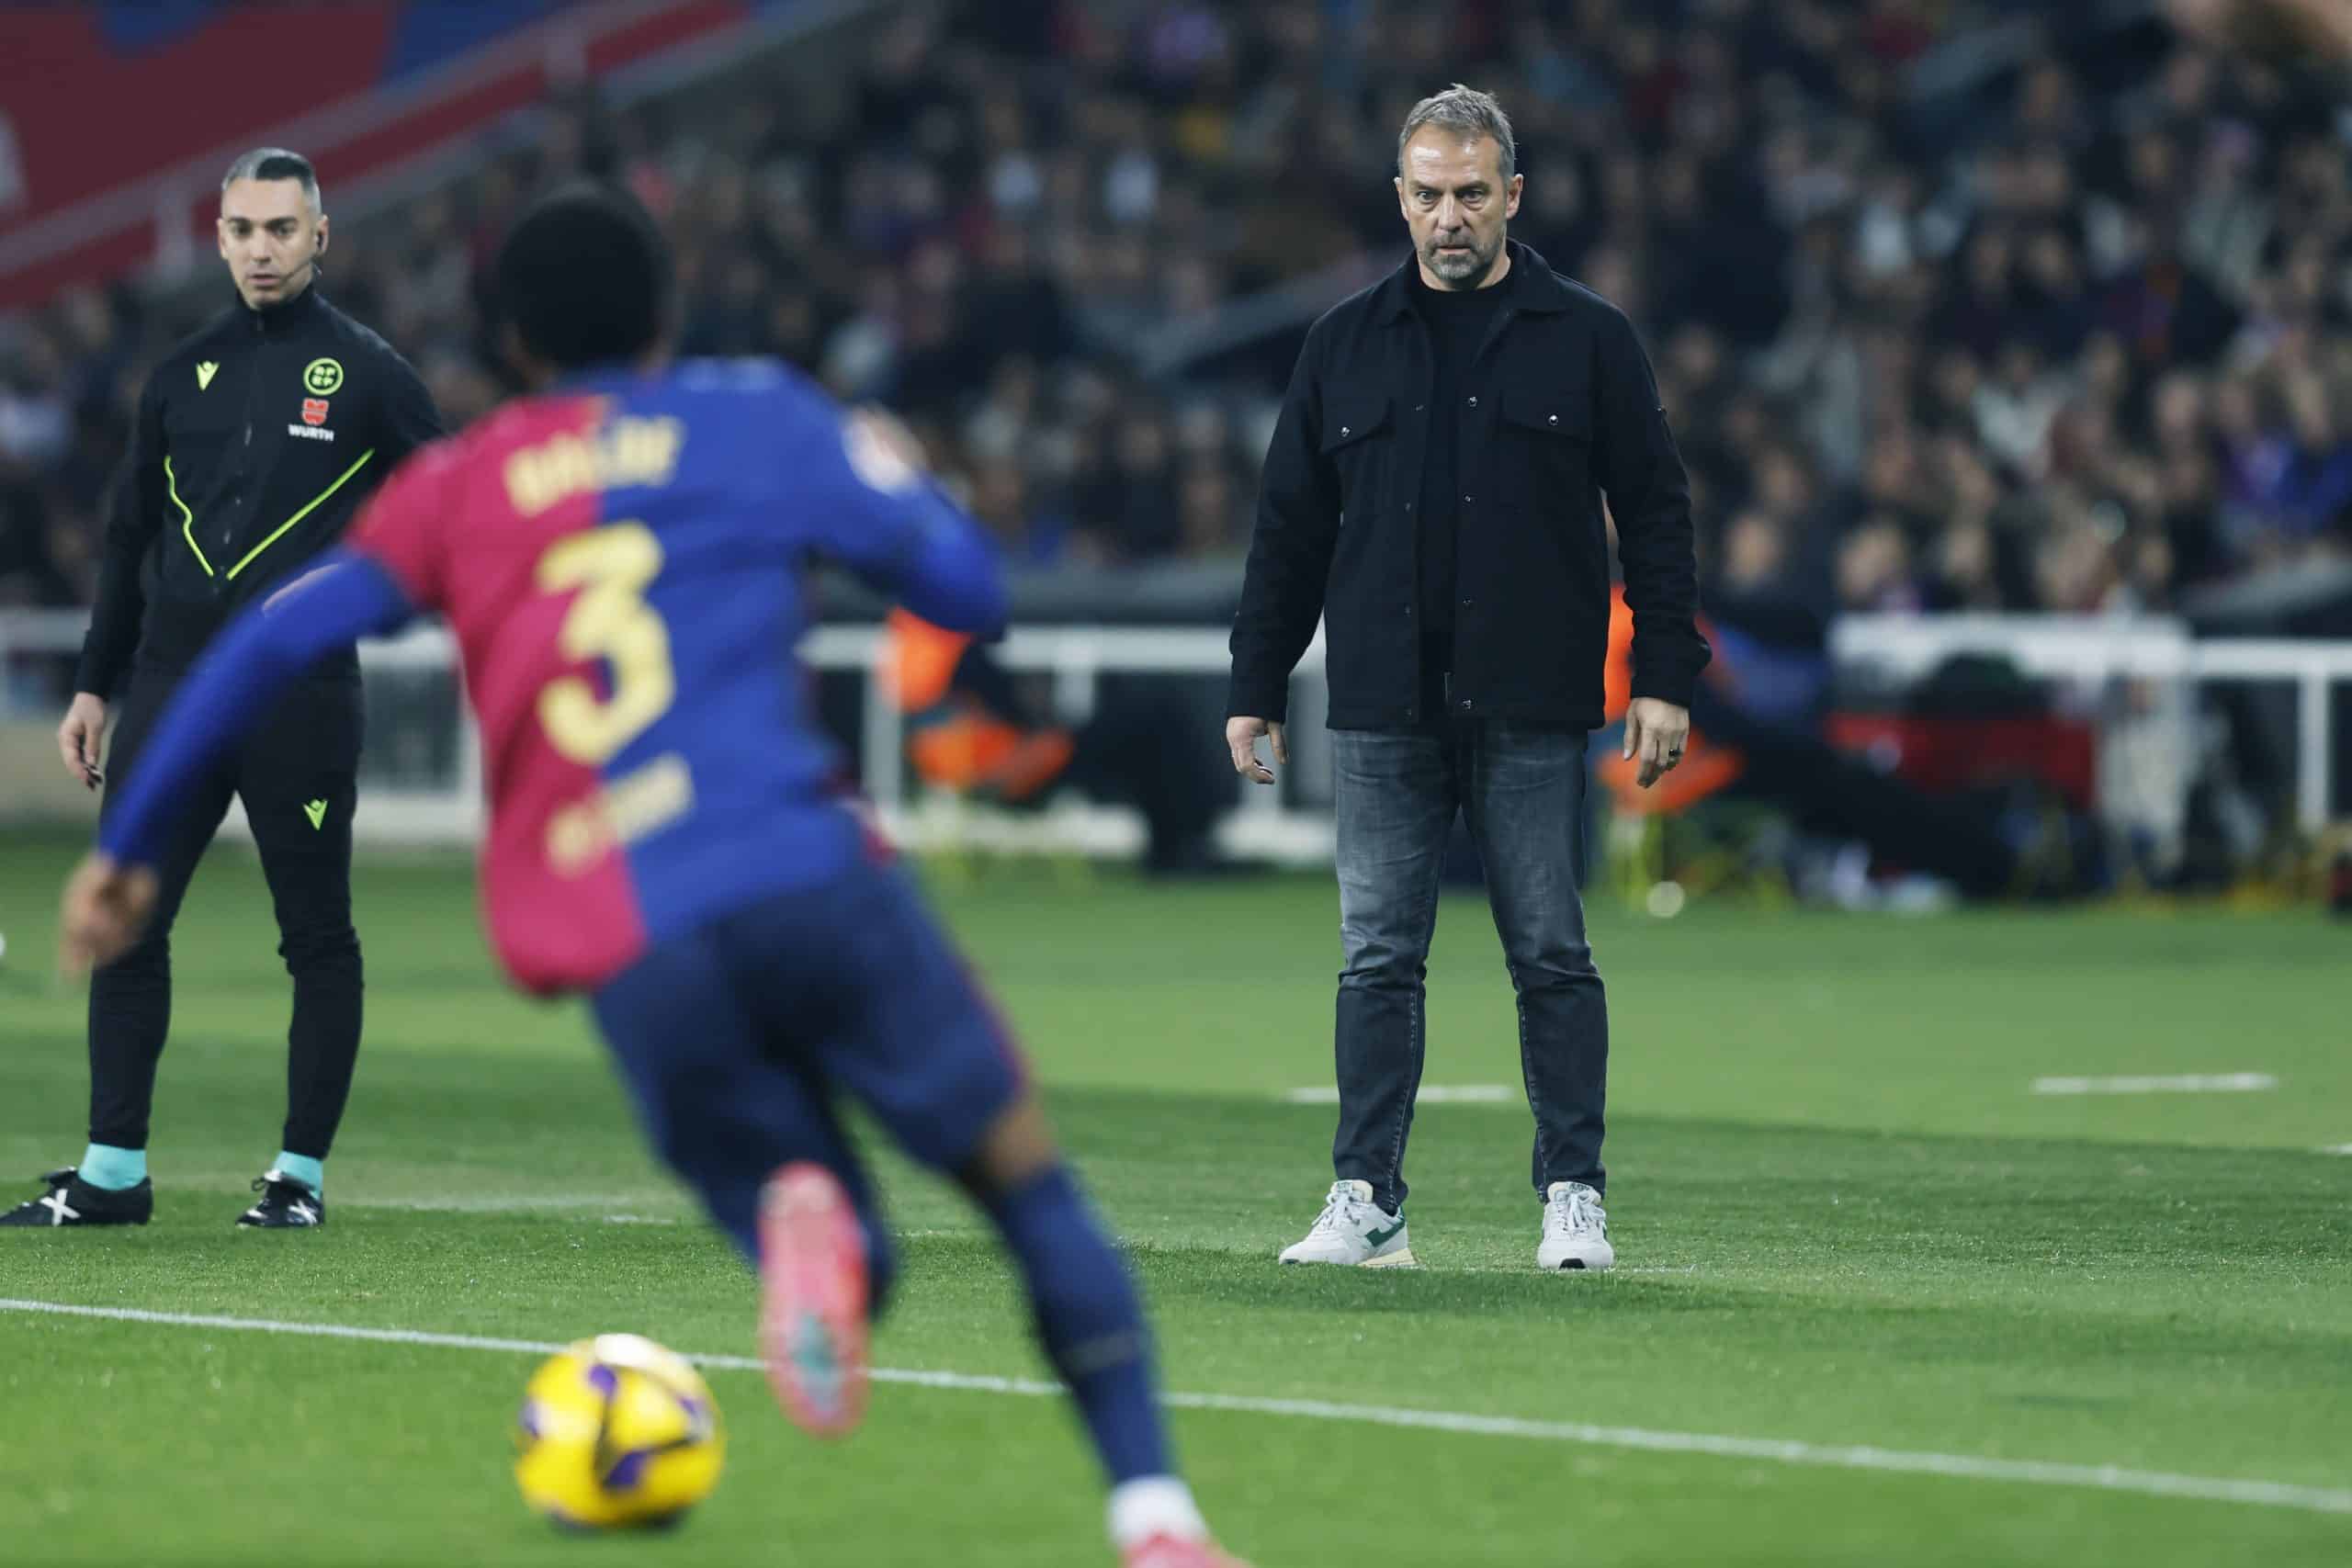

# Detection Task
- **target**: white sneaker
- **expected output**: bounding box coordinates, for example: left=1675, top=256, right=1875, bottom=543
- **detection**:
left=1278, top=1179, right=1415, bottom=1268
left=1537, top=1181, right=1613, bottom=1271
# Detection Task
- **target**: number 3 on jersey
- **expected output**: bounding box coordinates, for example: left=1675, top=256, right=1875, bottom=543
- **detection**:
left=537, top=522, right=675, bottom=765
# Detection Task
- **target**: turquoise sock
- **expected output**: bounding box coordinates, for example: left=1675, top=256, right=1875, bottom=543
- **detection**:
left=80, top=1144, right=147, bottom=1190
left=272, top=1152, right=324, bottom=1197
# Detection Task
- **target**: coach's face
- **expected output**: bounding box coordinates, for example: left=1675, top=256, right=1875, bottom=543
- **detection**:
left=218, top=176, right=327, bottom=310
left=1396, top=129, right=1521, bottom=289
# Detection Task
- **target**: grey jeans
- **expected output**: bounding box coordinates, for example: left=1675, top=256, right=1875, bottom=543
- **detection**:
left=1329, top=721, right=1607, bottom=1213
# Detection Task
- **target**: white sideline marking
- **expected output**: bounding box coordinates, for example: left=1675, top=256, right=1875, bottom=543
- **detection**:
left=2320, top=1145, right=2352, bottom=1156
left=1444, top=1264, right=1699, bottom=1277
left=2030, top=1073, right=2278, bottom=1097
left=5, top=1298, right=2348, bottom=1517
left=350, top=1192, right=683, bottom=1214
left=1281, top=1085, right=1515, bottom=1105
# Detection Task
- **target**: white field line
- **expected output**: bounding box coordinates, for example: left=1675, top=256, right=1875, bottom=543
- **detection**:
left=1281, top=1085, right=1515, bottom=1105
left=4, top=1299, right=2347, bottom=1517
left=2318, top=1145, right=2352, bottom=1156
left=2030, top=1073, right=2278, bottom=1096
left=346, top=1193, right=685, bottom=1214
left=140, top=1184, right=691, bottom=1216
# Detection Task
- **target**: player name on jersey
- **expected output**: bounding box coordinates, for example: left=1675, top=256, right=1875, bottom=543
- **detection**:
left=546, top=751, right=695, bottom=874
left=504, top=415, right=685, bottom=515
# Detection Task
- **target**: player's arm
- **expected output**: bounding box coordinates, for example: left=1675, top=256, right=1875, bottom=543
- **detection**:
left=60, top=552, right=416, bottom=973
left=810, top=405, right=1009, bottom=637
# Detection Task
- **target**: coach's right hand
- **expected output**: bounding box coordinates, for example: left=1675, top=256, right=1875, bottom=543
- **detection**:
left=58, top=693, right=107, bottom=790
left=1227, top=715, right=1286, bottom=785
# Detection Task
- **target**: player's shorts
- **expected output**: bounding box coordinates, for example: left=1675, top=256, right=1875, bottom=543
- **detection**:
left=590, top=856, right=1028, bottom=1195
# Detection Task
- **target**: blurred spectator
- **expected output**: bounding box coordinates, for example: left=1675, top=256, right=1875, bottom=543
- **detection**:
left=0, top=330, right=72, bottom=468
left=5, top=0, right=2352, bottom=608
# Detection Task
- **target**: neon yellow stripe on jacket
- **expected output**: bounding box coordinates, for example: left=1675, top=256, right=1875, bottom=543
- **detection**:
left=165, top=456, right=212, bottom=576
left=225, top=449, right=376, bottom=581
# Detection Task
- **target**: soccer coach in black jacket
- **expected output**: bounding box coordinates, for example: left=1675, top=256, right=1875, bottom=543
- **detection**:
left=6, top=150, right=441, bottom=1232
left=1227, top=87, right=1707, bottom=1274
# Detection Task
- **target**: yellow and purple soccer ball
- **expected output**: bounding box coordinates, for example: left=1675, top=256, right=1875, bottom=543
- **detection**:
left=514, top=1333, right=725, bottom=1529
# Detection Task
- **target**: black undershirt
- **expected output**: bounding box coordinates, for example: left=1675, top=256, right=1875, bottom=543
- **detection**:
left=1412, top=266, right=1509, bottom=718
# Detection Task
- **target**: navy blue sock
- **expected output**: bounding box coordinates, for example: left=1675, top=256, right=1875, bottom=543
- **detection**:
left=983, top=1165, right=1170, bottom=1484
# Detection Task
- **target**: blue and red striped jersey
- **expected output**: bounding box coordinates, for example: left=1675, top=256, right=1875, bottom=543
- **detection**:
left=99, top=358, right=1004, bottom=995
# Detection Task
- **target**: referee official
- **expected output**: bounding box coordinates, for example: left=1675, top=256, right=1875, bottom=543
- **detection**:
left=4, top=150, right=442, bottom=1230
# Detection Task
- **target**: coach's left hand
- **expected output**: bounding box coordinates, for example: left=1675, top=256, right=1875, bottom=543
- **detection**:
left=1623, top=698, right=1692, bottom=789
left=58, top=853, right=159, bottom=977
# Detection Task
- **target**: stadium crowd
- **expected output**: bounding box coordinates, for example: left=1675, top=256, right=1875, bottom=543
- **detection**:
left=5, top=0, right=2352, bottom=629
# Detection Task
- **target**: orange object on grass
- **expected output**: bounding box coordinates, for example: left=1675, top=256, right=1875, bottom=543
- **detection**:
left=888, top=610, right=1074, bottom=803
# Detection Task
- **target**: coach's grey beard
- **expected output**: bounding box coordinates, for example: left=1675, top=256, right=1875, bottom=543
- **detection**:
left=1422, top=233, right=1502, bottom=288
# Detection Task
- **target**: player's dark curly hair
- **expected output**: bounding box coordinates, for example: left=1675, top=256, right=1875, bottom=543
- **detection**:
left=494, top=181, right=671, bottom=372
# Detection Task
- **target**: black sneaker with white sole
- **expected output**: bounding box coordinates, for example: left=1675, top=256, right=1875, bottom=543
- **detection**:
left=0, top=1167, right=153, bottom=1227
left=237, top=1170, right=325, bottom=1229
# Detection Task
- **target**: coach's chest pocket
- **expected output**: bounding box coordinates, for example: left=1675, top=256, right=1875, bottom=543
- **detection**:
left=1319, top=396, right=1393, bottom=525
left=1496, top=385, right=1594, bottom=513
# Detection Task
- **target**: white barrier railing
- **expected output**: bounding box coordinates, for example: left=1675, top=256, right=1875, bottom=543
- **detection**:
left=0, top=614, right=1339, bottom=859
left=1831, top=615, right=2352, bottom=832
left=5, top=609, right=2345, bottom=845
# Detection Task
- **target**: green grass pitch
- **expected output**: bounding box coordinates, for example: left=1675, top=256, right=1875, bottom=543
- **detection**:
left=1, top=827, right=2347, bottom=1565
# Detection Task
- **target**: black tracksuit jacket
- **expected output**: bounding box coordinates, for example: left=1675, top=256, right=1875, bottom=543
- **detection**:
left=75, top=282, right=442, bottom=696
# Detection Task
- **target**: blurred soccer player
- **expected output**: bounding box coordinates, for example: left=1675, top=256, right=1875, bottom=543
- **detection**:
left=55, top=184, right=1250, bottom=1568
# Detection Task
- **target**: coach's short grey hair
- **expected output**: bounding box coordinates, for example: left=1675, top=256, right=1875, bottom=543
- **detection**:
left=220, top=148, right=322, bottom=210
left=1396, top=85, right=1516, bottom=182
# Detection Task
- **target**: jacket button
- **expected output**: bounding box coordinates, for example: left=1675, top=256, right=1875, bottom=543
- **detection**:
left=1459, top=699, right=1473, bottom=711
left=1414, top=403, right=1424, bottom=412
left=1548, top=413, right=1559, bottom=424
left=1340, top=425, right=1350, bottom=437
left=1463, top=494, right=1473, bottom=504
left=1466, top=396, right=1478, bottom=408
